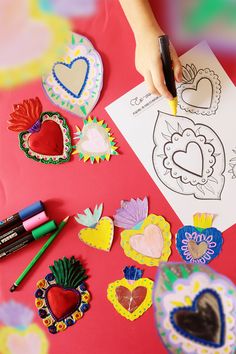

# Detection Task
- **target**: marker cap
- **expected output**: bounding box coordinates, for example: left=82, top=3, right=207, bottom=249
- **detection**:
left=32, top=221, right=57, bottom=240
left=23, top=211, right=49, bottom=232
left=19, top=201, right=44, bottom=221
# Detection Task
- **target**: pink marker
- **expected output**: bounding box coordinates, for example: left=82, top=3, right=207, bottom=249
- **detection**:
left=0, top=211, right=48, bottom=248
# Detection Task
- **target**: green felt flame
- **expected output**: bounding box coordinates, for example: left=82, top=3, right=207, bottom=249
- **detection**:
left=75, top=203, right=103, bottom=227
left=49, top=257, right=87, bottom=288
left=163, top=264, right=199, bottom=291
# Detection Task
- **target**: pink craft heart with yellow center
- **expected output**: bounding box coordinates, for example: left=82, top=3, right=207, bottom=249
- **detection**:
left=7, top=332, right=42, bottom=354
left=129, top=224, right=164, bottom=258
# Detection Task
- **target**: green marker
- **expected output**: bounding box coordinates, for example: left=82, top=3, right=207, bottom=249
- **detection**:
left=10, top=216, right=69, bottom=292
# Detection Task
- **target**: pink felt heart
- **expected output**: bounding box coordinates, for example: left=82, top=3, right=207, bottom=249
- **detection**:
left=129, top=224, right=164, bottom=258
left=7, top=332, right=42, bottom=354
left=81, top=128, right=109, bottom=153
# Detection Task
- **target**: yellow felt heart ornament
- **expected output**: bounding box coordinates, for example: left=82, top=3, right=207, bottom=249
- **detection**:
left=75, top=204, right=114, bottom=251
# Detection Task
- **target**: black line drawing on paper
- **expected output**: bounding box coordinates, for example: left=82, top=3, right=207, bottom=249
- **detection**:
left=228, top=148, right=236, bottom=179
left=177, top=64, right=221, bottom=116
left=152, top=111, right=226, bottom=200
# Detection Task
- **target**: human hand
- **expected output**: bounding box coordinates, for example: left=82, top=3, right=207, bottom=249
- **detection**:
left=135, top=31, right=182, bottom=99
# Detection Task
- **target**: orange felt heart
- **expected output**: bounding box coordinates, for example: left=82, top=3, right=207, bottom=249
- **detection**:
left=115, top=286, right=147, bottom=313
left=29, top=120, right=63, bottom=156
left=46, top=285, right=80, bottom=320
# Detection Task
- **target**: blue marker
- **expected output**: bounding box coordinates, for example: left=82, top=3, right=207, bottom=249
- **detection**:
left=0, top=201, right=44, bottom=234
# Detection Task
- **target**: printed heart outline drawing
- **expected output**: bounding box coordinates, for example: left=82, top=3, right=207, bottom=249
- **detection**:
left=181, top=78, right=213, bottom=110
left=177, top=65, right=221, bottom=116
left=52, top=56, right=90, bottom=99
left=170, top=289, right=225, bottom=348
left=172, top=141, right=204, bottom=177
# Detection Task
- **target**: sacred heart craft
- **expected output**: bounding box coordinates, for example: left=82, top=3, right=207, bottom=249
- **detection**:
left=114, top=197, right=172, bottom=266
left=8, top=97, right=72, bottom=164
left=177, top=64, right=221, bottom=115
left=35, top=257, right=90, bottom=334
left=0, top=0, right=69, bottom=89
left=0, top=300, right=48, bottom=354
left=72, top=117, right=119, bottom=163
left=153, top=263, right=236, bottom=354
left=43, top=32, right=103, bottom=118
left=75, top=203, right=114, bottom=251
left=107, top=266, right=153, bottom=321
left=176, top=213, right=223, bottom=264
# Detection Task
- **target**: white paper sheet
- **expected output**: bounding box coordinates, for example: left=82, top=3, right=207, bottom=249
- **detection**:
left=106, top=42, right=236, bottom=231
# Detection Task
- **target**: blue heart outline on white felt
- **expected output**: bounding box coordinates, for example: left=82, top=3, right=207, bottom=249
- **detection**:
left=52, top=56, right=90, bottom=99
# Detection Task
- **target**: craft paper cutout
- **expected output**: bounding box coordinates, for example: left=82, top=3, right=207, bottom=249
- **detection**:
left=75, top=203, right=114, bottom=251
left=8, top=97, right=72, bottom=164
left=35, top=257, right=90, bottom=334
left=177, top=64, right=221, bottom=115
left=107, top=266, right=153, bottom=321
left=0, top=300, right=48, bottom=354
left=114, top=197, right=172, bottom=266
left=229, top=149, right=236, bottom=179
left=106, top=42, right=236, bottom=231
left=43, top=33, right=103, bottom=118
left=72, top=117, right=119, bottom=163
left=0, top=0, right=69, bottom=88
left=153, top=111, right=225, bottom=200
left=153, top=263, right=236, bottom=353
left=40, top=0, right=97, bottom=18
left=176, top=213, right=223, bottom=264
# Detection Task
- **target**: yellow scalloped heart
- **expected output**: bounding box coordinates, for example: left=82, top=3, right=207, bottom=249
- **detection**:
left=107, top=278, right=153, bottom=321
left=79, top=217, right=114, bottom=251
left=120, top=214, right=172, bottom=266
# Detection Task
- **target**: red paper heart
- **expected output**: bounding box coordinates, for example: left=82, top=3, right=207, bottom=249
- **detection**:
left=115, top=286, right=147, bottom=313
left=29, top=120, right=64, bottom=156
left=46, top=285, right=81, bottom=320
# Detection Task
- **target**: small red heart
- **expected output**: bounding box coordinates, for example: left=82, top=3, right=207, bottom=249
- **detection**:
left=115, top=286, right=147, bottom=313
left=29, top=120, right=64, bottom=156
left=46, top=285, right=81, bottom=320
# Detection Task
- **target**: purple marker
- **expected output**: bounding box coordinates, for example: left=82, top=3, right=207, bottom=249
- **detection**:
left=0, top=211, right=48, bottom=248
left=0, top=201, right=44, bottom=234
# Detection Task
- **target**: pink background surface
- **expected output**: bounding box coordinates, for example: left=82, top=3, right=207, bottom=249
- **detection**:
left=0, top=1, right=236, bottom=353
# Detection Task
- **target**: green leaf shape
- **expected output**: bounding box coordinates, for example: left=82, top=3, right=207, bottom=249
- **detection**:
left=49, top=257, right=87, bottom=288
left=74, top=203, right=103, bottom=227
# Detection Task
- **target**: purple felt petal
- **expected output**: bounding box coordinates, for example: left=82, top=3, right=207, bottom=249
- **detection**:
left=0, top=300, right=34, bottom=328
left=114, top=197, right=148, bottom=229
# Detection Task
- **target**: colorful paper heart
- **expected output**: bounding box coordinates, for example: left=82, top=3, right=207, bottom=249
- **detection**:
left=115, top=286, right=147, bottom=313
left=43, top=33, right=103, bottom=118
left=170, top=289, right=224, bottom=347
left=176, top=225, right=223, bottom=264
left=120, top=214, right=172, bottom=266
left=107, top=266, right=153, bottom=321
left=129, top=224, right=164, bottom=258
left=79, top=217, right=114, bottom=251
left=46, top=286, right=81, bottom=321
left=20, top=112, right=72, bottom=164
left=73, top=117, right=119, bottom=163
left=153, top=263, right=236, bottom=354
left=7, top=331, right=43, bottom=354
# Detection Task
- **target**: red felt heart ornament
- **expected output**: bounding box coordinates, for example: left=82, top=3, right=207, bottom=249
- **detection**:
left=115, top=286, right=147, bottom=313
left=29, top=120, right=64, bottom=156
left=46, top=286, right=81, bottom=320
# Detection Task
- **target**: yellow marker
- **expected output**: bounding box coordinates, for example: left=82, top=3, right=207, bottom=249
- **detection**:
left=169, top=97, right=178, bottom=116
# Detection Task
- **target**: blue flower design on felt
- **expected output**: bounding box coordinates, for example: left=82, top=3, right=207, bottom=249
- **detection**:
left=52, top=56, right=90, bottom=99
left=170, top=289, right=225, bottom=348
left=176, top=225, right=223, bottom=264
